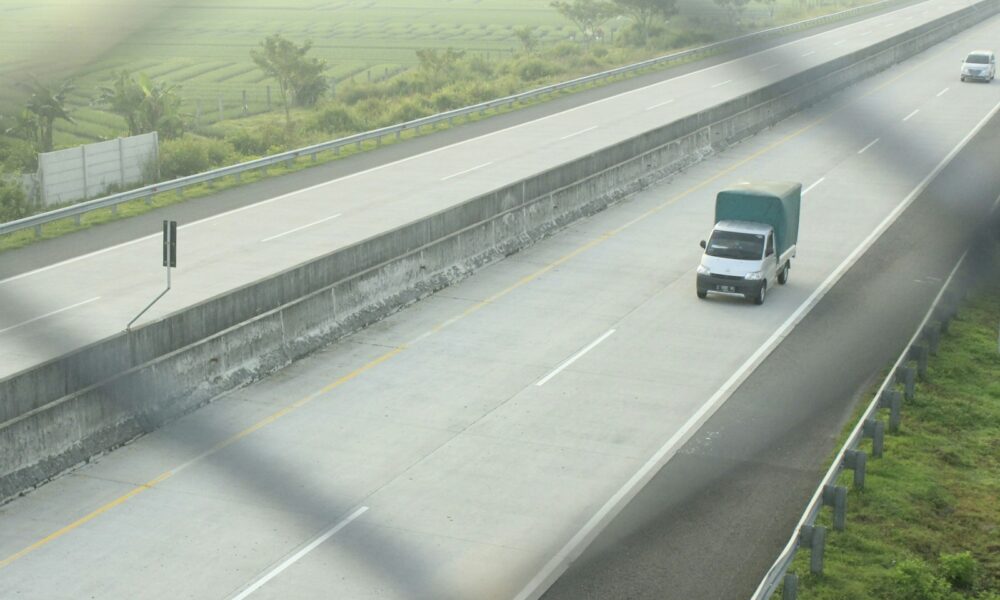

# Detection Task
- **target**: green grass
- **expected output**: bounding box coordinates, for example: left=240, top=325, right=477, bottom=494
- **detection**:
left=780, top=250, right=1000, bottom=599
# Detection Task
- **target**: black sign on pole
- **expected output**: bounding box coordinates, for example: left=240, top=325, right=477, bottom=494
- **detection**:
left=162, top=220, right=177, bottom=267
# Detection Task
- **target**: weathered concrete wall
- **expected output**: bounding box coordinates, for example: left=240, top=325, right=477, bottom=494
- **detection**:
left=3, top=0, right=997, bottom=501
left=36, top=132, right=158, bottom=206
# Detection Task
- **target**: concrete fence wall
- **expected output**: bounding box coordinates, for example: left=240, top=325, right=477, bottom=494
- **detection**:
left=2, top=0, right=997, bottom=502
left=36, top=132, right=158, bottom=206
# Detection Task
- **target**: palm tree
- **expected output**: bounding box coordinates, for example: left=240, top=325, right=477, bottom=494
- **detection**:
left=136, top=74, right=184, bottom=138
left=96, top=70, right=145, bottom=136
left=20, top=78, right=74, bottom=152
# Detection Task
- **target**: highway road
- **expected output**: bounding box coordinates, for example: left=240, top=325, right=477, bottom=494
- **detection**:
left=0, top=0, right=976, bottom=380
left=2, top=1, right=1000, bottom=599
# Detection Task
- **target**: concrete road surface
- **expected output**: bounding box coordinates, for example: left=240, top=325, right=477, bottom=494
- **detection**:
left=2, top=1, right=1000, bottom=599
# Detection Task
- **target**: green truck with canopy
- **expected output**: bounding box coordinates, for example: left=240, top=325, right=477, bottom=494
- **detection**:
left=696, top=181, right=802, bottom=305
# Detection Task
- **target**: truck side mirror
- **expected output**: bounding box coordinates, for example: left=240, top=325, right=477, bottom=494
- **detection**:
left=700, top=240, right=706, bottom=249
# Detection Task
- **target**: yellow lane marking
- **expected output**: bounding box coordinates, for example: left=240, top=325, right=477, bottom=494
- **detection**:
left=0, top=44, right=938, bottom=570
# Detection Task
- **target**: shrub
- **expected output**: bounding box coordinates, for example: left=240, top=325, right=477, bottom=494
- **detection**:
left=314, top=105, right=359, bottom=135
left=158, top=135, right=237, bottom=180
left=514, top=57, right=560, bottom=81
left=0, top=175, right=29, bottom=222
left=878, top=558, right=954, bottom=600
left=226, top=123, right=288, bottom=156
left=389, top=98, right=430, bottom=124
left=430, top=90, right=462, bottom=112
left=0, top=136, right=38, bottom=172
left=939, top=551, right=977, bottom=590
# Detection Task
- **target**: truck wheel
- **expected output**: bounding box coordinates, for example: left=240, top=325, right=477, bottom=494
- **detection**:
left=697, top=289, right=707, bottom=299
left=778, top=262, right=790, bottom=285
left=753, top=282, right=767, bottom=305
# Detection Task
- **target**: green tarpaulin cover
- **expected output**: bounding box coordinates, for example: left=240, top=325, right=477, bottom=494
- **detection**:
left=715, top=181, right=801, bottom=257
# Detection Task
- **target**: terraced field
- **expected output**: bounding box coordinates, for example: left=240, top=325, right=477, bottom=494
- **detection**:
left=0, top=0, right=571, bottom=144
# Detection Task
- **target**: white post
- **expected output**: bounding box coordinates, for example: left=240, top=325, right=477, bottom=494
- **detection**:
left=80, top=145, right=89, bottom=200
left=118, top=137, right=126, bottom=187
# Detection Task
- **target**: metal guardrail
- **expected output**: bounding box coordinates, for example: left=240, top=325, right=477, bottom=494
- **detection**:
left=749, top=249, right=972, bottom=600
left=0, top=0, right=907, bottom=238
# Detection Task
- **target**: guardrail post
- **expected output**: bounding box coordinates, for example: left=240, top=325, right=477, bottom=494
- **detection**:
left=880, top=389, right=903, bottom=433
left=799, top=525, right=826, bottom=574
left=311, top=152, right=318, bottom=163
left=909, top=344, right=929, bottom=379
left=897, top=365, right=916, bottom=401
left=34, top=224, right=42, bottom=238
left=395, top=130, right=401, bottom=141
left=176, top=188, right=184, bottom=200
left=144, top=194, right=152, bottom=206
left=843, top=449, right=867, bottom=490
left=74, top=214, right=82, bottom=226
left=934, top=305, right=952, bottom=334
left=923, top=324, right=941, bottom=356
left=782, top=573, right=798, bottom=600
left=863, top=418, right=884, bottom=458
left=822, top=485, right=848, bottom=531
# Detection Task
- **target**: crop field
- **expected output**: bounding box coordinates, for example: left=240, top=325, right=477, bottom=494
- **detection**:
left=0, top=0, right=574, bottom=143
left=1, top=0, right=865, bottom=148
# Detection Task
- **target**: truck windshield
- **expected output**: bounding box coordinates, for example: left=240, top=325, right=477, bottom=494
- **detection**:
left=706, top=230, right=765, bottom=260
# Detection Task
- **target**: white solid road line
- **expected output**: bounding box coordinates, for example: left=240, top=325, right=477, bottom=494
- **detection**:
left=0, top=0, right=930, bottom=289
left=937, top=87, right=950, bottom=97
left=514, top=95, right=1000, bottom=600
left=261, top=214, right=342, bottom=243
left=441, top=161, right=493, bottom=181
left=833, top=39, right=846, bottom=45
left=645, top=99, right=675, bottom=110
left=230, top=507, right=368, bottom=600
left=760, top=64, right=779, bottom=72
left=903, top=109, right=920, bottom=121
left=560, top=126, right=598, bottom=140
left=711, top=80, right=733, bottom=88
left=0, top=297, right=101, bottom=336
left=536, top=329, right=616, bottom=387
left=802, top=50, right=816, bottom=57
left=858, top=138, right=880, bottom=154
left=802, top=177, right=826, bottom=195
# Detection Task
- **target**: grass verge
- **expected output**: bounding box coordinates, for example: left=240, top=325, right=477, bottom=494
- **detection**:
left=781, top=244, right=1000, bottom=599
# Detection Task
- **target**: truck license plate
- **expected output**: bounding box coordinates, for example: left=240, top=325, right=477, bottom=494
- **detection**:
left=718, top=285, right=735, bottom=293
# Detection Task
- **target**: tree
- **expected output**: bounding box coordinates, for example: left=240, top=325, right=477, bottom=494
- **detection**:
left=415, top=47, right=466, bottom=76
left=251, top=34, right=329, bottom=127
left=551, top=0, right=616, bottom=45
left=2, top=109, right=40, bottom=149
left=19, top=78, right=74, bottom=152
left=612, top=0, right=678, bottom=45
left=96, top=71, right=184, bottom=138
left=96, top=70, right=145, bottom=136
left=513, top=26, right=540, bottom=53
left=136, top=74, right=184, bottom=138
left=715, top=0, right=753, bottom=25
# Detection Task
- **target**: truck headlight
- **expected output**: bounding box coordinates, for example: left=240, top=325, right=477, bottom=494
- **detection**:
left=744, top=271, right=764, bottom=280
left=697, top=265, right=712, bottom=276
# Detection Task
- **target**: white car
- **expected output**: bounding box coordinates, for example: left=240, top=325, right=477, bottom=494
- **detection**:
left=960, top=50, right=996, bottom=82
